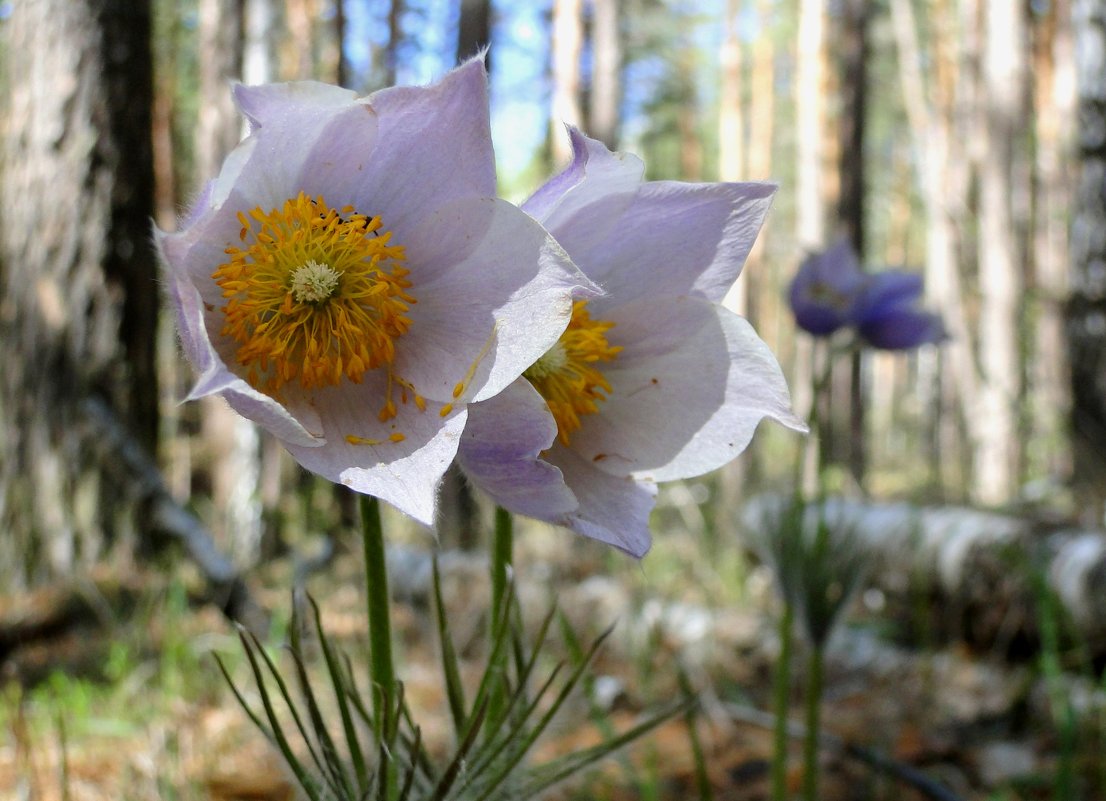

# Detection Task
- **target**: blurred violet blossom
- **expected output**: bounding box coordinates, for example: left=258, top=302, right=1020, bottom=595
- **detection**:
left=788, top=238, right=945, bottom=350
left=155, top=59, right=595, bottom=525
left=458, top=128, right=805, bottom=558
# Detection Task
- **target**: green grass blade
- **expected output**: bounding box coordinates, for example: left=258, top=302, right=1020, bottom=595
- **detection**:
left=433, top=556, right=468, bottom=737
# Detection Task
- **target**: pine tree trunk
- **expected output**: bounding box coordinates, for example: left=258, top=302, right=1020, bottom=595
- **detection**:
left=457, top=0, right=492, bottom=66
left=975, top=0, right=1028, bottom=505
left=551, top=0, right=584, bottom=163
left=588, top=0, right=621, bottom=149
left=0, top=0, right=157, bottom=584
left=1067, top=0, right=1106, bottom=521
left=1030, top=0, right=1075, bottom=485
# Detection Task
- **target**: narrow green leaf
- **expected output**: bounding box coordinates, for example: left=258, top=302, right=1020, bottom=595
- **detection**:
left=309, top=595, right=371, bottom=796
left=432, top=556, right=468, bottom=736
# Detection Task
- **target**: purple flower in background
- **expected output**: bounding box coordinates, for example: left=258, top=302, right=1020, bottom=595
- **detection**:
left=788, top=239, right=864, bottom=336
left=788, top=239, right=945, bottom=351
left=458, top=128, right=805, bottom=558
left=853, top=272, right=946, bottom=350
left=155, top=59, right=594, bottom=525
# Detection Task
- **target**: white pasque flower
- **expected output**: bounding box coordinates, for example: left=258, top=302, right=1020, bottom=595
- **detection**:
left=156, top=60, right=596, bottom=525
left=457, top=128, right=805, bottom=557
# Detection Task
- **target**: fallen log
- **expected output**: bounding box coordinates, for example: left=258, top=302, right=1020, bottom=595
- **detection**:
left=739, top=495, right=1106, bottom=660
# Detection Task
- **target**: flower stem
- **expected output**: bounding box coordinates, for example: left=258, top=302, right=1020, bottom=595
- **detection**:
left=491, top=506, right=514, bottom=620
left=488, top=506, right=514, bottom=729
left=360, top=495, right=395, bottom=741
left=770, top=598, right=795, bottom=801
left=801, top=643, right=825, bottom=801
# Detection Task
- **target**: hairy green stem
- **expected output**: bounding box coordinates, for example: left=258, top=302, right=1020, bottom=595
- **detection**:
left=360, top=496, right=395, bottom=742
left=488, top=507, right=514, bottom=729
left=802, top=644, right=825, bottom=801
left=771, top=599, right=795, bottom=801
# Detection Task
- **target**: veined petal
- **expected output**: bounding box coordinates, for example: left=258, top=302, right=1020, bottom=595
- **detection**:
left=348, top=57, right=497, bottom=241
left=523, top=127, right=645, bottom=253
left=285, top=374, right=468, bottom=525
left=566, top=180, right=776, bottom=311
left=221, top=84, right=378, bottom=212
left=398, top=197, right=599, bottom=403
left=546, top=447, right=656, bottom=559
left=572, top=296, right=805, bottom=481
left=457, top=380, right=577, bottom=520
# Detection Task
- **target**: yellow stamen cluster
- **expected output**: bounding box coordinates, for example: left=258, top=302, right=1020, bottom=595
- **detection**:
left=524, top=300, right=622, bottom=446
left=213, top=193, right=415, bottom=396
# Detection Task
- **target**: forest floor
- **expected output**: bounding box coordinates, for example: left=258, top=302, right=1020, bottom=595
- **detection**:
left=0, top=511, right=1101, bottom=801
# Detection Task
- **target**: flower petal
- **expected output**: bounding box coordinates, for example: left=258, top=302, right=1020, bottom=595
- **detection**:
left=347, top=57, right=497, bottom=242
left=788, top=241, right=865, bottom=336
left=522, top=127, right=645, bottom=254
left=221, top=83, right=379, bottom=211
left=285, top=375, right=468, bottom=525
left=858, top=308, right=946, bottom=350
left=565, top=180, right=776, bottom=310
left=457, top=379, right=578, bottom=520
left=546, top=447, right=656, bottom=558
left=855, top=270, right=924, bottom=316
left=572, top=295, right=805, bottom=481
left=398, top=196, right=598, bottom=403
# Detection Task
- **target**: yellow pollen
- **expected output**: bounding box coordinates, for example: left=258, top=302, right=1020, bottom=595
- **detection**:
left=523, top=300, right=622, bottom=446
left=212, top=192, right=415, bottom=398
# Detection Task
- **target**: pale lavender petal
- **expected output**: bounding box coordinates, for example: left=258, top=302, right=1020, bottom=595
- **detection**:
left=574, top=181, right=776, bottom=311
left=285, top=373, right=468, bottom=525
left=158, top=257, right=325, bottom=447
left=572, top=296, right=805, bottom=481
left=522, top=127, right=645, bottom=256
left=546, top=447, right=656, bottom=558
left=219, top=96, right=379, bottom=213
left=457, top=380, right=577, bottom=520
left=348, top=57, right=497, bottom=244
left=233, top=81, right=358, bottom=132
left=398, top=197, right=598, bottom=403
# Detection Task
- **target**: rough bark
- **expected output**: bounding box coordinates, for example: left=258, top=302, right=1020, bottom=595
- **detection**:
left=1067, top=0, right=1106, bottom=522
left=0, top=0, right=158, bottom=585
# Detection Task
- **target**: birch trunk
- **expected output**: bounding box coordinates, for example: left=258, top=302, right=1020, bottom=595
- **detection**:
left=742, top=495, right=1106, bottom=656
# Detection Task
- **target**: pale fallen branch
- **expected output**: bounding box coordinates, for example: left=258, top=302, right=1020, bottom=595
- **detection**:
left=741, top=495, right=1106, bottom=655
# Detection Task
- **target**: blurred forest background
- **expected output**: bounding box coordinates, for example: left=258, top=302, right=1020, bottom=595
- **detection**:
left=3, top=0, right=1106, bottom=799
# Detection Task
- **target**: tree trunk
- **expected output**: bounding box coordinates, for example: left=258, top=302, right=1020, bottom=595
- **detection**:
left=0, top=0, right=157, bottom=584
left=975, top=0, right=1028, bottom=505
left=457, top=0, right=492, bottom=66
left=833, top=0, right=869, bottom=488
left=1030, top=0, right=1075, bottom=486
left=890, top=0, right=980, bottom=499
left=588, top=0, right=621, bottom=149
left=551, top=0, right=585, bottom=163
left=1067, top=0, right=1106, bottom=522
